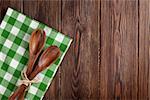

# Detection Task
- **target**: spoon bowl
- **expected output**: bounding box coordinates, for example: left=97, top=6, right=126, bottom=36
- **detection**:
left=29, top=46, right=60, bottom=79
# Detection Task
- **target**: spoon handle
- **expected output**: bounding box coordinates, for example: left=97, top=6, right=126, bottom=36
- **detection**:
left=26, top=54, right=39, bottom=76
left=16, top=64, right=39, bottom=99
left=8, top=84, right=27, bottom=100
left=17, top=87, right=26, bottom=100
left=9, top=69, right=37, bottom=100
left=8, top=55, right=37, bottom=100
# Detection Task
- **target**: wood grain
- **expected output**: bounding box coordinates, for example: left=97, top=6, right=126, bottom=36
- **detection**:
left=100, top=1, right=138, bottom=99
left=60, top=0, right=99, bottom=100
left=0, top=0, right=23, bottom=22
left=1, top=0, right=150, bottom=100
left=138, top=0, right=150, bottom=99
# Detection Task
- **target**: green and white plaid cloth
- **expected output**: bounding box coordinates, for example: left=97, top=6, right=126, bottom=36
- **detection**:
left=0, top=8, right=72, bottom=99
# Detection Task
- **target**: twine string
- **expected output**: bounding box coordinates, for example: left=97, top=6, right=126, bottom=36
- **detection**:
left=18, top=67, right=40, bottom=90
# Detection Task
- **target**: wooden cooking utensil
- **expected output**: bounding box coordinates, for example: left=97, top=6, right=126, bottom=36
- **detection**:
left=27, top=29, right=46, bottom=76
left=18, top=46, right=60, bottom=99
left=9, top=29, right=46, bottom=100
left=9, top=46, right=60, bottom=100
left=29, top=46, right=60, bottom=79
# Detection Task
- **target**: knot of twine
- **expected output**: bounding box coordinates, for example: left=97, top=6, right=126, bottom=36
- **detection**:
left=18, top=67, right=40, bottom=89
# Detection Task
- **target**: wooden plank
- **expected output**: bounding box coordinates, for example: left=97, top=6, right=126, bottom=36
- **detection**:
left=138, top=0, right=149, bottom=99
left=60, top=0, right=99, bottom=99
left=23, top=1, right=61, bottom=100
left=0, top=0, right=23, bottom=22
left=100, top=1, right=138, bottom=99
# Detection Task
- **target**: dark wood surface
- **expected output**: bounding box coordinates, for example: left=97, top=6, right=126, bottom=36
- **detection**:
left=101, top=1, right=139, bottom=99
left=0, top=0, right=150, bottom=100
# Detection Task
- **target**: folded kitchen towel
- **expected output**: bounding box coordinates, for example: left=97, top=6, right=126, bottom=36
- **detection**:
left=0, top=8, right=72, bottom=99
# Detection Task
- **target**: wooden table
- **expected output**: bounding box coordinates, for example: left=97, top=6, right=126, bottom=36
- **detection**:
left=0, top=0, right=149, bottom=100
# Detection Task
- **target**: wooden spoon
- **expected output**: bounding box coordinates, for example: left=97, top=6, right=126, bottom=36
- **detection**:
left=29, top=46, right=60, bottom=79
left=9, top=46, right=60, bottom=100
left=26, top=29, right=46, bottom=76
left=9, top=29, right=46, bottom=100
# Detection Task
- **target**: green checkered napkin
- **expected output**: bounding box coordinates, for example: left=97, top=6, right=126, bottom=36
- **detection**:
left=0, top=8, right=72, bottom=99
